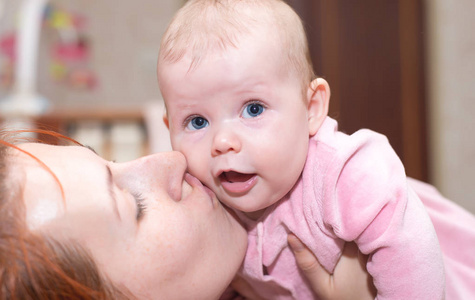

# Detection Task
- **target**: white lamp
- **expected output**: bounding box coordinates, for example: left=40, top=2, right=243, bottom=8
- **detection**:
left=0, top=0, right=50, bottom=117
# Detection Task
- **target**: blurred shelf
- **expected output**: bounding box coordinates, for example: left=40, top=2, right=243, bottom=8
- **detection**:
left=1, top=106, right=149, bottom=160
left=39, top=106, right=144, bottom=122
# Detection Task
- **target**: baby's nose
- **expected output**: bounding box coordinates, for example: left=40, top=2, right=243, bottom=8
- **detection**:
left=211, top=127, right=242, bottom=156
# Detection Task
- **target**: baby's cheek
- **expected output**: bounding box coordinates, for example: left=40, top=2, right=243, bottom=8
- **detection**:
left=176, top=141, right=216, bottom=192
left=170, top=141, right=200, bottom=176
left=168, top=134, right=181, bottom=150
left=185, top=153, right=209, bottom=181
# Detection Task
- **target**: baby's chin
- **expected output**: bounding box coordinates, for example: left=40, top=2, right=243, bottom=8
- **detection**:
left=222, top=197, right=268, bottom=220
left=222, top=204, right=244, bottom=225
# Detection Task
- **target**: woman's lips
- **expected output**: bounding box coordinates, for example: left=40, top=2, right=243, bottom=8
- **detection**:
left=219, top=171, right=257, bottom=194
left=184, top=173, right=217, bottom=205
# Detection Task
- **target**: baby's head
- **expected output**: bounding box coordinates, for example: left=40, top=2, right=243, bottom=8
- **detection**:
left=159, top=0, right=315, bottom=95
left=158, top=0, right=330, bottom=219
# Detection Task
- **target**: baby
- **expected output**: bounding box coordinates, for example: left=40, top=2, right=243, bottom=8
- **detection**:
left=157, top=0, right=475, bottom=299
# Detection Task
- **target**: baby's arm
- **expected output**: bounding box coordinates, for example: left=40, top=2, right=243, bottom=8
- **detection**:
left=321, top=130, right=445, bottom=299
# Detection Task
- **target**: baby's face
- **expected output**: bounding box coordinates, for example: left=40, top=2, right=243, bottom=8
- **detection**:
left=159, top=28, right=311, bottom=218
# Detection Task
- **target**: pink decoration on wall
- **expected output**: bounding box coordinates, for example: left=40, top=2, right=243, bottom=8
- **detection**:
left=53, top=39, right=88, bottom=63
left=0, top=3, right=98, bottom=91
left=0, top=33, right=16, bottom=61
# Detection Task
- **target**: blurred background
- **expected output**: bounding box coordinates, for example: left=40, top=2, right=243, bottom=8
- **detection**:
left=0, top=0, right=473, bottom=213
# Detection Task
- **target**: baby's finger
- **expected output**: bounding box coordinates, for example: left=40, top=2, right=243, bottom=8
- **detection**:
left=287, top=233, right=331, bottom=293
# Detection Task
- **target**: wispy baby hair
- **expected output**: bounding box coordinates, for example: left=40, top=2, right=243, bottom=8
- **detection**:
left=158, top=0, right=315, bottom=87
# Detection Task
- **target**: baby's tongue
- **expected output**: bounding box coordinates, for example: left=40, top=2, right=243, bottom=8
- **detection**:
left=225, top=171, right=254, bottom=183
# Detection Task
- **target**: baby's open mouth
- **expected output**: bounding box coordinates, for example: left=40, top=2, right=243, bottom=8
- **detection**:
left=219, top=171, right=258, bottom=194
left=220, top=171, right=255, bottom=183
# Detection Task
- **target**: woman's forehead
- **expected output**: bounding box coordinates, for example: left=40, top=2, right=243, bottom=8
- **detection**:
left=17, top=143, right=108, bottom=229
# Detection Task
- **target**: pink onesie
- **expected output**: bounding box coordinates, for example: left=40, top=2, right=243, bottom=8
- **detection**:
left=234, top=117, right=475, bottom=299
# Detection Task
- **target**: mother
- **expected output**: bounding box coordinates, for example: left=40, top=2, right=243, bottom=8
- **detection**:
left=1, top=130, right=247, bottom=299
left=0, top=131, right=374, bottom=299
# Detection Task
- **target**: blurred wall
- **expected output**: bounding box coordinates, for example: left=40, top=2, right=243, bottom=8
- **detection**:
left=2, top=0, right=184, bottom=109
left=58, top=0, right=182, bottom=108
left=426, top=0, right=475, bottom=213
left=1, top=0, right=473, bottom=212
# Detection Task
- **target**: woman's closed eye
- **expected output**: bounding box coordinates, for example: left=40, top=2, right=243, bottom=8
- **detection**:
left=132, top=192, right=147, bottom=221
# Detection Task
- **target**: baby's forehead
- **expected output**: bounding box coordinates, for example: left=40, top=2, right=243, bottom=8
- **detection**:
left=160, top=0, right=288, bottom=57
left=159, top=0, right=311, bottom=87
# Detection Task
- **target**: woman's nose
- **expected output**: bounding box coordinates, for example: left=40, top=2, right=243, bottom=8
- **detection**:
left=140, top=151, right=187, bottom=176
left=113, top=151, right=187, bottom=195
left=211, top=127, right=242, bottom=156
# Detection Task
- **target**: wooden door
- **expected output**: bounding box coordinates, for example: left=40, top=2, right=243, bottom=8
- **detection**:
left=286, top=0, right=428, bottom=181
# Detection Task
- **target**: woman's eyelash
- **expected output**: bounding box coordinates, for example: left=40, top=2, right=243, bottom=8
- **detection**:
left=132, top=192, right=147, bottom=221
left=84, top=145, right=97, bottom=154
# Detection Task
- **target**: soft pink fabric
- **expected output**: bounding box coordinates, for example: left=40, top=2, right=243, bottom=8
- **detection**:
left=409, top=178, right=475, bottom=299
left=235, top=117, right=475, bottom=299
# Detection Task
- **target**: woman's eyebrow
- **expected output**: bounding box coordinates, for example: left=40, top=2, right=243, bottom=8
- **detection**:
left=80, top=145, right=121, bottom=220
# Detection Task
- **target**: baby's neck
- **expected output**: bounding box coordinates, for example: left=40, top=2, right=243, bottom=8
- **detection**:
left=244, top=208, right=267, bottom=221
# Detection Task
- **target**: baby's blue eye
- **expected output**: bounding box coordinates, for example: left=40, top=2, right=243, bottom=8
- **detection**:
left=186, top=116, right=209, bottom=130
left=243, top=103, right=265, bottom=118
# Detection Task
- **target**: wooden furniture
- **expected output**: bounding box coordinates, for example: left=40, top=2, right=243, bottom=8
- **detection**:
left=287, top=0, right=428, bottom=181
left=9, top=106, right=149, bottom=161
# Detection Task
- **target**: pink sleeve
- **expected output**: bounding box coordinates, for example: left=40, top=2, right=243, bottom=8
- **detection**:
left=322, top=130, right=445, bottom=300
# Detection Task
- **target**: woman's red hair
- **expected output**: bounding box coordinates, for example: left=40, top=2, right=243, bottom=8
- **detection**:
left=0, top=129, right=132, bottom=299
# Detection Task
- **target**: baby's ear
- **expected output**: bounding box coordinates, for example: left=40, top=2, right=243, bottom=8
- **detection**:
left=307, top=78, right=330, bottom=136
left=163, top=113, right=170, bottom=129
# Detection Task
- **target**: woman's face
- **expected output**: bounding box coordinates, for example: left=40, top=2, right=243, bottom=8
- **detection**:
left=15, top=143, right=247, bottom=299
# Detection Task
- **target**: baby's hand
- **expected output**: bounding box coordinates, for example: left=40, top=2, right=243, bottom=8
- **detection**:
left=228, top=235, right=376, bottom=300
left=288, top=234, right=376, bottom=300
